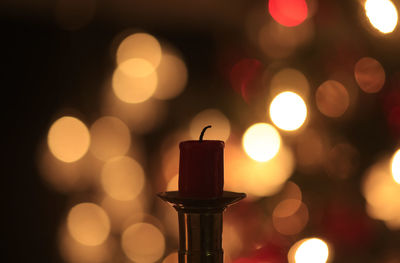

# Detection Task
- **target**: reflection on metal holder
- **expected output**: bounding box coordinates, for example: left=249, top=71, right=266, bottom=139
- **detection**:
left=158, top=191, right=246, bottom=263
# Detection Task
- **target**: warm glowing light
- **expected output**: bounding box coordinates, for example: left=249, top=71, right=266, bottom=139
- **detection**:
left=363, top=158, right=400, bottom=229
left=269, top=91, right=307, bottom=131
left=122, top=223, right=165, bottom=262
left=116, top=33, right=162, bottom=67
left=293, top=238, right=329, bottom=263
left=112, top=58, right=158, bottom=104
left=355, top=57, right=385, bottom=93
left=270, top=68, right=310, bottom=98
left=67, top=203, right=110, bottom=246
left=162, top=252, right=179, bottom=263
left=226, top=140, right=294, bottom=197
left=268, top=0, right=308, bottom=27
left=242, top=123, right=281, bottom=162
left=166, top=174, right=179, bottom=191
left=90, top=116, right=131, bottom=161
left=316, top=80, right=349, bottom=118
left=101, top=156, right=145, bottom=201
left=47, top=116, right=90, bottom=163
left=190, top=109, right=231, bottom=141
left=365, top=0, right=398, bottom=34
left=154, top=51, right=188, bottom=100
left=391, top=149, right=400, bottom=184
left=272, top=199, right=309, bottom=235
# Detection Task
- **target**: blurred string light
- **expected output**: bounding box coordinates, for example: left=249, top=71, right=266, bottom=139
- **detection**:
left=59, top=225, right=115, bottom=263
left=269, top=68, right=310, bottom=99
left=354, top=57, right=385, bottom=94
left=190, top=109, right=231, bottom=141
left=100, top=196, right=144, bottom=233
left=102, top=88, right=167, bottom=134
left=272, top=198, right=309, bottom=235
left=391, top=149, right=400, bottom=184
left=362, top=158, right=400, bottom=229
left=121, top=223, right=165, bottom=263
left=316, top=80, right=349, bottom=118
left=90, top=116, right=131, bottom=161
left=154, top=48, right=188, bottom=100
left=226, top=138, right=294, bottom=198
left=116, top=33, right=162, bottom=67
left=162, top=252, right=178, bottom=263
left=54, top=0, right=96, bottom=31
left=100, top=156, right=145, bottom=201
left=364, top=0, right=398, bottom=34
left=67, top=203, right=111, bottom=246
left=242, top=123, right=281, bottom=162
left=269, top=91, right=307, bottom=131
left=112, top=58, right=158, bottom=104
left=288, top=238, right=330, bottom=263
left=47, top=116, right=90, bottom=163
left=268, top=0, right=308, bottom=27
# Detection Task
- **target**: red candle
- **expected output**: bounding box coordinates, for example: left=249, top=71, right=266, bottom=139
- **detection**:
left=179, top=126, right=224, bottom=198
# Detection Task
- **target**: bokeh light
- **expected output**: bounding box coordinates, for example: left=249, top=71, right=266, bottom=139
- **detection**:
left=354, top=57, right=385, bottom=93
left=121, top=223, right=165, bottom=263
left=268, top=0, right=308, bottom=27
left=242, top=123, right=281, bottom=162
left=90, top=116, right=131, bottom=161
left=316, top=80, right=349, bottom=118
left=269, top=68, right=310, bottom=99
left=47, top=116, right=90, bottom=163
left=190, top=109, right=231, bottom=141
left=292, top=238, right=329, bottom=263
left=362, top=158, right=400, bottom=229
left=54, top=0, right=96, bottom=31
left=365, top=0, right=398, bottom=34
left=391, top=149, right=400, bottom=184
left=154, top=50, right=188, bottom=100
left=59, top=225, right=115, bottom=263
left=101, top=156, right=145, bottom=201
left=269, top=91, right=307, bottom=131
left=112, top=58, right=158, bottom=104
left=272, top=199, right=309, bottom=235
left=67, top=203, right=110, bottom=246
left=102, top=88, right=167, bottom=134
left=116, top=33, right=162, bottom=67
left=162, top=252, right=178, bottom=263
left=226, top=139, right=294, bottom=197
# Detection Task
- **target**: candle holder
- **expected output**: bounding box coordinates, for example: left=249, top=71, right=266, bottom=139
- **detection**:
left=158, top=191, right=246, bottom=263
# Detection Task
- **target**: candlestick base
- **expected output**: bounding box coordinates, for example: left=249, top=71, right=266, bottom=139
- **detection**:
left=158, top=191, right=246, bottom=263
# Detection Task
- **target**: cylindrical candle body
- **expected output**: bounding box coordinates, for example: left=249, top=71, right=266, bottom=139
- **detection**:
left=179, top=140, right=224, bottom=198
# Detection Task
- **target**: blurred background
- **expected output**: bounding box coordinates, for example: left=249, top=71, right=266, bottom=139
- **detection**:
left=3, top=0, right=400, bottom=262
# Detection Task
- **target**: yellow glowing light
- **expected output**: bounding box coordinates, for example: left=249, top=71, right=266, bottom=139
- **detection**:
left=116, top=33, right=162, bottom=67
left=90, top=116, right=131, bottom=161
left=101, top=156, right=145, bottom=201
left=122, top=223, right=165, bottom=263
left=154, top=51, right=188, bottom=100
left=269, top=91, right=307, bottom=131
left=242, top=123, right=281, bottom=162
left=270, top=68, right=310, bottom=99
left=112, top=58, right=158, bottom=104
left=67, top=203, right=110, bottom=246
left=391, top=149, right=400, bottom=184
left=190, top=109, right=231, bottom=141
left=47, top=116, right=90, bottom=163
left=272, top=199, right=309, bottom=236
left=294, top=238, right=329, bottom=263
left=365, top=0, right=398, bottom=34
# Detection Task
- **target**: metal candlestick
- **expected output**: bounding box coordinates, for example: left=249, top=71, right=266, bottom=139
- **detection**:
left=158, top=191, right=246, bottom=263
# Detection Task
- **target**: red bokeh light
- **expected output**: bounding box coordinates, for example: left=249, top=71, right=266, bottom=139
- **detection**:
left=268, top=0, right=308, bottom=27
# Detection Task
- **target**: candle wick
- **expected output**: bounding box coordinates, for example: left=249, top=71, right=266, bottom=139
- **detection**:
left=199, top=125, right=212, bottom=141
